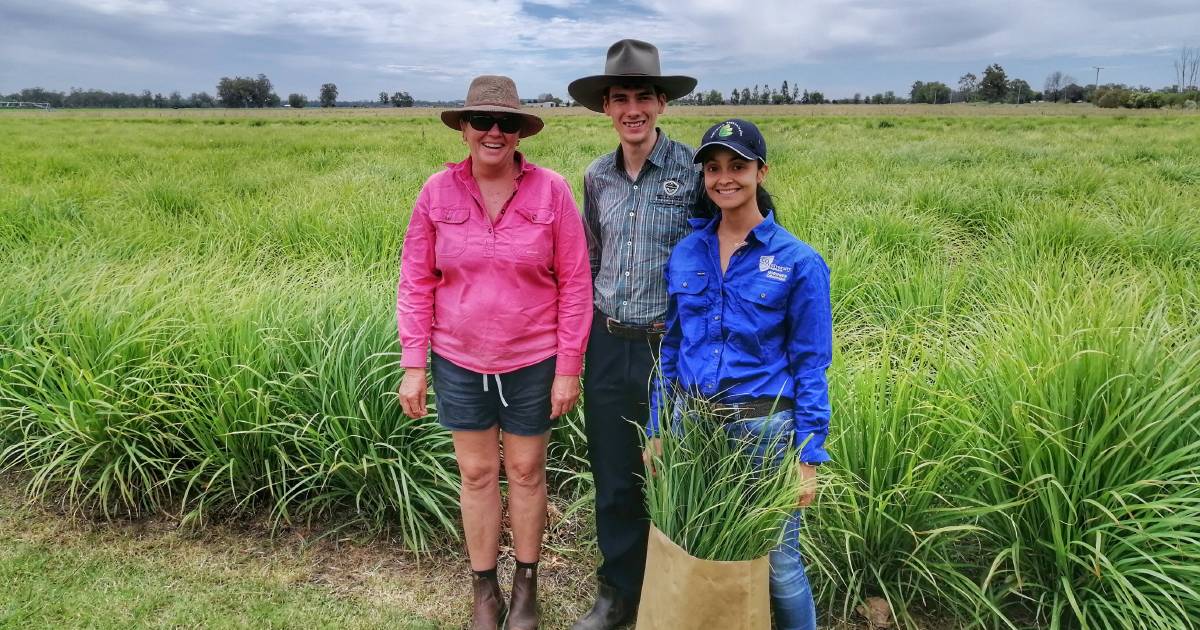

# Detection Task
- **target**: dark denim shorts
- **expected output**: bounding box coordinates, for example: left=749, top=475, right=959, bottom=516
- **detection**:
left=430, top=352, right=555, bottom=436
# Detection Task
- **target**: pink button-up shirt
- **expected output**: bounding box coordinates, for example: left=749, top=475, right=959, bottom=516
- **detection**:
left=397, top=154, right=593, bottom=376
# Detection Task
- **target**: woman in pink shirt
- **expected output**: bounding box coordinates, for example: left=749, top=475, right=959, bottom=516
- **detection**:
left=396, top=75, right=593, bottom=630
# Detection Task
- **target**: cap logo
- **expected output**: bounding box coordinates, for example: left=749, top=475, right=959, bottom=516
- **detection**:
left=662, top=179, right=680, bottom=196
left=718, top=123, right=735, bottom=138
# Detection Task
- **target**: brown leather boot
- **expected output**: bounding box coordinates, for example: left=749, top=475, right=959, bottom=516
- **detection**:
left=471, top=571, right=506, bottom=630
left=503, top=563, right=539, bottom=630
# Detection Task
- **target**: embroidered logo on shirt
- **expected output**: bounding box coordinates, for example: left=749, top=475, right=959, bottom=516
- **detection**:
left=662, top=179, right=680, bottom=196
left=759, top=255, right=791, bottom=281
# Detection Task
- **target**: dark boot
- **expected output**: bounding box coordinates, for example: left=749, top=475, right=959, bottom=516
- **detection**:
left=503, top=563, right=539, bottom=630
left=471, top=572, right=506, bottom=630
left=570, top=580, right=635, bottom=630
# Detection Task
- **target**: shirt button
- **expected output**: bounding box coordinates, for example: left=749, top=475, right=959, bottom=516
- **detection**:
left=633, top=185, right=639, bottom=190
left=714, top=315, right=720, bottom=321
left=712, top=349, right=719, bottom=355
left=629, top=211, right=635, bottom=217
left=760, top=292, right=767, bottom=298
left=622, top=301, right=629, bottom=305
left=625, top=271, right=631, bottom=276
left=682, top=282, right=688, bottom=287
left=627, top=240, right=632, bottom=245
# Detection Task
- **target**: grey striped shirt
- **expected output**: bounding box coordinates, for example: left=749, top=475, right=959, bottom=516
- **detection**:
left=582, top=129, right=703, bottom=325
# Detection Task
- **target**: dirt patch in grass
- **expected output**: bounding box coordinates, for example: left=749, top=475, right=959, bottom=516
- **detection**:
left=0, top=477, right=598, bottom=628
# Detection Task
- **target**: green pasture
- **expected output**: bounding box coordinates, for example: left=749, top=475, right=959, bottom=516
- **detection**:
left=2, top=106, right=1199, bottom=628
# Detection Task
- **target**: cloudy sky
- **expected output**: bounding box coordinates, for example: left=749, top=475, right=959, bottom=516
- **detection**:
left=3, top=0, right=1197, bottom=101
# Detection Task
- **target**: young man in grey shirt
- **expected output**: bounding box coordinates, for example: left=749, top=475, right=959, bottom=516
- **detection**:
left=567, top=39, right=701, bottom=630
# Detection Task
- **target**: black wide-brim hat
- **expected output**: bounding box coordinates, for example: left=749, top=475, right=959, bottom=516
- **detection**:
left=568, top=39, right=697, bottom=113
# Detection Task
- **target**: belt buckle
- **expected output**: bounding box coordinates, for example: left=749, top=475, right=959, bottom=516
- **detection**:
left=710, top=402, right=747, bottom=422
left=605, top=317, right=620, bottom=336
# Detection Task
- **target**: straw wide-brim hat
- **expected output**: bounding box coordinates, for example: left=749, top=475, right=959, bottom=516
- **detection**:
left=440, top=75, right=544, bottom=138
left=568, top=39, right=697, bottom=113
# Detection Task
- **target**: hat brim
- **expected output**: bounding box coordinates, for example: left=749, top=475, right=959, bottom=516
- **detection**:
left=567, top=75, right=698, bottom=113
left=440, top=105, right=544, bottom=138
left=694, top=141, right=765, bottom=164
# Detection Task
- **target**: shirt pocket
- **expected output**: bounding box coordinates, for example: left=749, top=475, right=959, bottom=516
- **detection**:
left=510, top=206, right=555, bottom=262
left=743, top=279, right=789, bottom=311
left=668, top=270, right=710, bottom=326
left=651, top=203, right=692, bottom=246
left=430, top=206, right=470, bottom=258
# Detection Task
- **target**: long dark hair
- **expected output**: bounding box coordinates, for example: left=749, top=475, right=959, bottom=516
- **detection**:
left=693, top=184, right=774, bottom=220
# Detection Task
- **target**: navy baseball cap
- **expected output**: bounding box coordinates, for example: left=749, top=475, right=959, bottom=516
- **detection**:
left=694, top=118, right=767, bottom=164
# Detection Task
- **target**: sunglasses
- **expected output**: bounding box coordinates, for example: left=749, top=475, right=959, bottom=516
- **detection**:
left=466, top=114, right=523, bottom=134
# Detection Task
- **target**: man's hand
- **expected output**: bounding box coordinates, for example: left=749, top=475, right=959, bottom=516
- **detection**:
left=798, top=463, right=819, bottom=508
left=642, top=437, right=663, bottom=475
left=398, top=369, right=428, bottom=419
left=550, top=374, right=581, bottom=419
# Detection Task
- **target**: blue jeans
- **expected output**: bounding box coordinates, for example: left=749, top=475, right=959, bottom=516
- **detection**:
left=723, top=410, right=818, bottom=630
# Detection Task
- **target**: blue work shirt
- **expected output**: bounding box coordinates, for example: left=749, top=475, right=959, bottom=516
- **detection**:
left=649, top=211, right=833, bottom=464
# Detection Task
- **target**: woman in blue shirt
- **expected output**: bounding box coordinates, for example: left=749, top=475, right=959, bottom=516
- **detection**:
left=649, top=118, right=833, bottom=630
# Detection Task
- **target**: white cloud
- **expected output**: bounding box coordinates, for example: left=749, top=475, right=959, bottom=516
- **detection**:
left=3, top=0, right=1198, bottom=97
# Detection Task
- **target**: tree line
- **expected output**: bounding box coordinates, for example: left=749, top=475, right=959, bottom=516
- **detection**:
left=2, top=76, right=417, bottom=109
left=7, top=48, right=1197, bottom=110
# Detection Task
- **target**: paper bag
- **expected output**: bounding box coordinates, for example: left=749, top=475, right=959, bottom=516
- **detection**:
left=635, top=525, right=772, bottom=630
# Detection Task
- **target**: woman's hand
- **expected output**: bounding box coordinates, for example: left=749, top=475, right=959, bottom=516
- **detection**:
left=798, top=463, right=819, bottom=507
left=398, top=368, right=428, bottom=419
left=550, top=374, right=581, bottom=419
left=642, top=437, right=663, bottom=475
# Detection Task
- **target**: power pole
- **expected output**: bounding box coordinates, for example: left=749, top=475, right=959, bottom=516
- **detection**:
left=1093, top=66, right=1104, bottom=89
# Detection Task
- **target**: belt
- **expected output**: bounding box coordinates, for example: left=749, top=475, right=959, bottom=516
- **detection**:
left=604, top=316, right=665, bottom=342
left=708, top=397, right=794, bottom=422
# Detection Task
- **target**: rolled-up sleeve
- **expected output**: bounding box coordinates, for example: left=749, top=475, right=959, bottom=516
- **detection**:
left=552, top=178, right=593, bottom=376
left=647, top=258, right=680, bottom=436
left=396, top=186, right=438, bottom=369
left=582, top=171, right=602, bottom=280
left=787, top=256, right=833, bottom=464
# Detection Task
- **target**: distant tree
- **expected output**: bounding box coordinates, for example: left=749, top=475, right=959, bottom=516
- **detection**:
left=730, top=89, right=740, bottom=105
left=1008, top=78, right=1034, bottom=103
left=810, top=91, right=825, bottom=104
left=1061, top=83, right=1086, bottom=103
left=320, top=83, right=338, bottom=107
left=1043, top=71, right=1075, bottom=102
left=1176, top=46, right=1199, bottom=92
left=957, top=73, right=978, bottom=102
left=853, top=92, right=862, bottom=104
left=189, top=92, right=215, bottom=108
left=703, top=89, right=723, bottom=105
left=390, top=91, right=414, bottom=107
left=379, top=91, right=389, bottom=105
left=911, top=81, right=951, bottom=104
left=800, top=89, right=810, bottom=104
left=741, top=87, right=750, bottom=104
left=288, top=93, right=307, bottom=108
left=910, top=81, right=925, bottom=103
left=791, top=83, right=800, bottom=102
left=781, top=80, right=790, bottom=104
left=216, top=75, right=278, bottom=107
left=751, top=85, right=759, bottom=104
left=167, top=91, right=183, bottom=108
left=979, top=64, right=1008, bottom=102
left=152, top=92, right=165, bottom=108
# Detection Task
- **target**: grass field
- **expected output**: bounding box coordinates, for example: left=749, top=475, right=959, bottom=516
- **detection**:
left=2, top=105, right=1199, bottom=628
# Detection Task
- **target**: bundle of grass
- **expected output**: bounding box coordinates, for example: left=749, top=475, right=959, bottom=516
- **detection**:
left=638, top=395, right=803, bottom=629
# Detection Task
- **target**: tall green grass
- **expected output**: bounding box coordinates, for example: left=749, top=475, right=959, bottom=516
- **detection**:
left=1, top=108, right=1198, bottom=626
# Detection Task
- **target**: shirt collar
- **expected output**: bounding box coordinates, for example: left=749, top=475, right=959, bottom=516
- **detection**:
left=612, top=127, right=670, bottom=172
left=694, top=210, right=779, bottom=246
left=447, top=151, right=533, bottom=186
